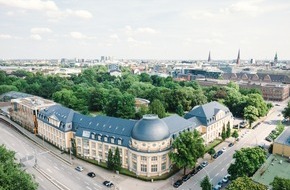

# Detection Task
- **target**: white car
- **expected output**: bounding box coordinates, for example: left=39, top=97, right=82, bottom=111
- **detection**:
left=75, top=166, right=84, bottom=172
left=221, top=147, right=226, bottom=152
left=222, top=174, right=231, bottom=183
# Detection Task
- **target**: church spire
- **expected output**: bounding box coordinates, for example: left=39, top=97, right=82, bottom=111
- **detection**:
left=274, top=52, right=278, bottom=63
left=208, top=51, right=211, bottom=62
left=236, top=49, right=240, bottom=65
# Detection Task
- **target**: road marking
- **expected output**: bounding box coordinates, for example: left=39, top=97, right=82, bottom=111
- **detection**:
left=210, top=178, right=213, bottom=182
left=85, top=181, right=89, bottom=185
left=46, top=168, right=52, bottom=173
left=53, top=166, right=60, bottom=171
left=86, top=186, right=92, bottom=190
left=47, top=158, right=52, bottom=162
left=226, top=163, right=230, bottom=167
left=215, top=173, right=219, bottom=177
left=94, top=183, right=102, bottom=188
left=221, top=168, right=224, bottom=171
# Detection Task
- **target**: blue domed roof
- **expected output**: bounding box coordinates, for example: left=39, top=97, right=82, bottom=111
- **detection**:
left=131, top=115, right=170, bottom=142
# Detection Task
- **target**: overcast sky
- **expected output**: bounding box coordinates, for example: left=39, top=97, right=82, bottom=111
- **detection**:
left=0, top=0, right=289, bottom=60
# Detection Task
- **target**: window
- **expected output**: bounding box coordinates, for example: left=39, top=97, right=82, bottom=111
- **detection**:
left=111, top=138, right=114, bottom=144
left=118, top=139, right=122, bottom=145
left=162, top=162, right=166, bottom=171
left=151, top=156, right=157, bottom=161
left=104, top=145, right=108, bottom=151
left=133, top=161, right=137, bottom=170
left=98, top=135, right=101, bottom=141
left=151, top=164, right=158, bottom=172
left=104, top=136, right=108, bottom=142
left=98, top=144, right=102, bottom=150
left=162, top=154, right=166, bottom=160
left=141, top=156, right=147, bottom=161
left=132, top=154, right=137, bottom=160
left=141, top=164, right=147, bottom=172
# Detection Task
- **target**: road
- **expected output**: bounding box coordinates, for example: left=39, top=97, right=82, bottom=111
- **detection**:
left=0, top=122, right=108, bottom=190
left=177, top=102, right=286, bottom=190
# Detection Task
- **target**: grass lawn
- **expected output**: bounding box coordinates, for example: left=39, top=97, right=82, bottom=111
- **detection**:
left=205, top=139, right=222, bottom=152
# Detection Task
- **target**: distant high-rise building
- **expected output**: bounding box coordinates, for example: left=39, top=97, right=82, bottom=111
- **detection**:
left=236, top=49, right=240, bottom=65
left=208, top=51, right=211, bottom=62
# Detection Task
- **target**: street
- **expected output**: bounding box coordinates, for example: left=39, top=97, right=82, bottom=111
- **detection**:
left=175, top=101, right=286, bottom=190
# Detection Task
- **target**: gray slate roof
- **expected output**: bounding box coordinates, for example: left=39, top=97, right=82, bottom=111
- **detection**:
left=163, top=114, right=195, bottom=134
left=184, top=101, right=231, bottom=126
left=274, top=127, right=290, bottom=145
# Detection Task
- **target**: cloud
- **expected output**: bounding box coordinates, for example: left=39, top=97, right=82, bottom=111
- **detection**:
left=70, top=32, right=96, bottom=40
left=188, top=10, right=215, bottom=20
left=127, top=37, right=151, bottom=46
left=30, top=27, right=52, bottom=34
left=0, top=34, right=12, bottom=39
left=0, top=0, right=58, bottom=11
left=72, top=10, right=93, bottom=19
left=124, top=26, right=158, bottom=36
left=195, top=38, right=225, bottom=44
left=30, top=34, right=42, bottom=40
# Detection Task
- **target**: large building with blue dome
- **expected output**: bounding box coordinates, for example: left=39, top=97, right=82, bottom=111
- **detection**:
left=33, top=101, right=233, bottom=177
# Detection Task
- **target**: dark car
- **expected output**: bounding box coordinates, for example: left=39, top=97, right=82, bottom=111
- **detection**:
left=228, top=143, right=234, bottom=147
left=182, top=174, right=191, bottom=182
left=217, top=150, right=223, bottom=156
left=213, top=153, right=218, bottom=159
left=103, top=181, right=114, bottom=187
left=87, top=172, right=96, bottom=178
left=265, top=136, right=273, bottom=142
left=173, top=180, right=183, bottom=188
left=196, top=165, right=203, bottom=171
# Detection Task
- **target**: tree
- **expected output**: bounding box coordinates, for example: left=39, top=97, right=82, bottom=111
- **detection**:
left=221, top=124, right=227, bottom=141
left=169, top=130, right=205, bottom=175
left=149, top=99, right=166, bottom=118
left=113, top=147, right=122, bottom=171
left=226, top=122, right=231, bottom=138
left=226, top=176, right=267, bottom=190
left=282, top=101, right=290, bottom=120
left=270, top=176, right=290, bottom=190
left=0, top=84, right=18, bottom=94
left=232, top=130, right=239, bottom=142
left=208, top=148, right=216, bottom=160
left=0, top=145, right=38, bottom=190
left=176, top=104, right=184, bottom=116
left=200, top=175, right=212, bottom=190
left=107, top=149, right=114, bottom=170
left=246, top=94, right=268, bottom=117
left=228, top=147, right=266, bottom=180
left=244, top=106, right=259, bottom=128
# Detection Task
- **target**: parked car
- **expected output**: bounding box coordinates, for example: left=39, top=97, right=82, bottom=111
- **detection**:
left=182, top=174, right=191, bottom=182
left=103, top=181, right=114, bottom=187
left=213, top=184, right=221, bottom=190
left=173, top=180, right=183, bottom=188
left=213, top=153, right=218, bottom=159
left=222, top=174, right=231, bottom=183
left=217, top=150, right=223, bottom=156
left=75, top=166, right=84, bottom=172
left=201, top=161, right=208, bottom=168
left=196, top=165, right=203, bottom=171
left=265, top=136, right=273, bottom=142
left=87, top=172, right=96, bottom=178
left=221, top=147, right=226, bottom=152
left=228, top=143, right=234, bottom=147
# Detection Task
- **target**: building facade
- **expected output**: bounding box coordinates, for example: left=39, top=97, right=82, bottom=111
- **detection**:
left=272, top=127, right=290, bottom=157
left=185, top=101, right=234, bottom=144
left=10, top=97, right=55, bottom=133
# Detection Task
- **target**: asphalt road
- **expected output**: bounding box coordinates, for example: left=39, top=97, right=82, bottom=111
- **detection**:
left=177, top=102, right=286, bottom=190
left=0, top=122, right=108, bottom=190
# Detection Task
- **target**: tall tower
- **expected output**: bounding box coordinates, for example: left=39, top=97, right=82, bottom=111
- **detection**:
left=208, top=51, right=211, bottom=62
left=274, top=52, right=278, bottom=65
left=236, top=49, right=240, bottom=65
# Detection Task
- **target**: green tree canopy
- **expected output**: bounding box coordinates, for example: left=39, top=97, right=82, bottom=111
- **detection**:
left=107, top=149, right=114, bottom=170
left=226, top=176, right=267, bottom=190
left=200, top=175, right=212, bottom=190
left=244, top=105, right=259, bottom=128
left=208, top=148, right=216, bottom=160
left=113, top=147, right=122, bottom=171
left=169, top=130, right=205, bottom=175
left=0, top=145, right=38, bottom=190
left=149, top=99, right=166, bottom=118
left=282, top=101, right=290, bottom=120
left=270, top=176, right=290, bottom=190
left=228, top=147, right=266, bottom=180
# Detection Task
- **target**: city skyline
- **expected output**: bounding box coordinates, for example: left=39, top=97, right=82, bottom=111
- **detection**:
left=0, top=0, right=290, bottom=60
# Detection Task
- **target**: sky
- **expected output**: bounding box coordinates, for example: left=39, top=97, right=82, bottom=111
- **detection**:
left=0, top=0, right=289, bottom=60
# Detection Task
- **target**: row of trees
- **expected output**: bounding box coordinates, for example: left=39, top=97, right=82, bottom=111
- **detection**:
left=0, top=145, right=38, bottom=189
left=0, top=68, right=271, bottom=121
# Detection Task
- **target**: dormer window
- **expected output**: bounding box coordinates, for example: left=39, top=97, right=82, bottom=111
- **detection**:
left=98, top=134, right=102, bottom=141
left=110, top=137, right=115, bottom=144
left=104, top=136, right=108, bottom=142
left=117, top=139, right=122, bottom=145
left=91, top=133, right=95, bottom=139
